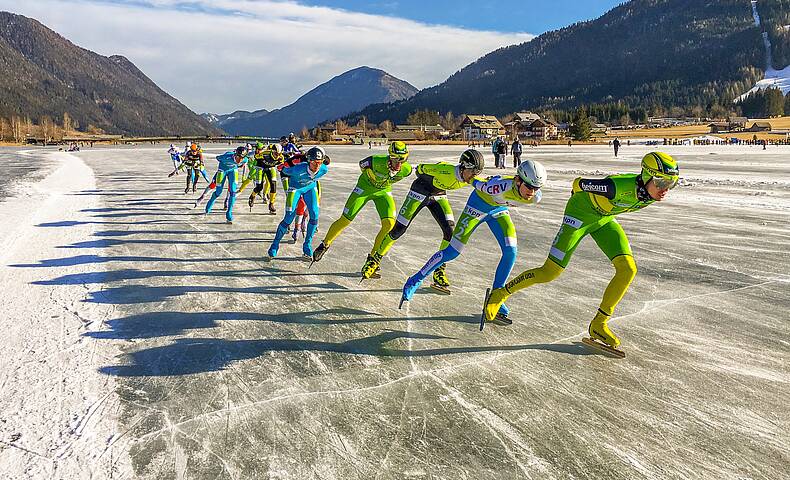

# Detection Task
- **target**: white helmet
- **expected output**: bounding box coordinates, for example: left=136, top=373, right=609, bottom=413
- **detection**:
left=516, top=159, right=547, bottom=189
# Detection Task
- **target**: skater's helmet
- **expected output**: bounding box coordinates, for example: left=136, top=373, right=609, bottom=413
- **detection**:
left=388, top=141, right=409, bottom=161
left=640, top=152, right=679, bottom=190
left=190, top=143, right=198, bottom=151
left=459, top=149, right=485, bottom=174
left=235, top=146, right=247, bottom=156
left=306, top=146, right=326, bottom=162
left=279, top=136, right=288, bottom=144
left=256, top=142, right=264, bottom=150
left=516, top=159, right=547, bottom=189
left=169, top=144, right=175, bottom=149
left=268, top=143, right=284, bottom=160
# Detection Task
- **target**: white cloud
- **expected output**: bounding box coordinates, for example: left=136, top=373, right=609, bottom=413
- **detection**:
left=0, top=0, right=532, bottom=113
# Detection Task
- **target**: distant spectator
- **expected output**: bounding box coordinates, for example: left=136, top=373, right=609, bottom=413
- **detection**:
left=613, top=137, right=621, bottom=157
left=511, top=137, right=522, bottom=167
left=495, top=137, right=507, bottom=168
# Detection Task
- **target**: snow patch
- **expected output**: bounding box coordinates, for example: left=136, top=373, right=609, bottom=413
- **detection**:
left=737, top=64, right=790, bottom=100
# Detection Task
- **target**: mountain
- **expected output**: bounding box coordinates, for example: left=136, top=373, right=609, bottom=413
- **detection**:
left=348, top=0, right=780, bottom=124
left=220, top=66, right=418, bottom=136
left=201, top=109, right=269, bottom=128
left=0, top=11, right=221, bottom=136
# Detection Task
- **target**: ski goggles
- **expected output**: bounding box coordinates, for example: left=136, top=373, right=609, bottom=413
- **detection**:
left=652, top=176, right=678, bottom=190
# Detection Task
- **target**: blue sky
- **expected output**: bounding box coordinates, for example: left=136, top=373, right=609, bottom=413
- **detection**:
left=0, top=0, right=625, bottom=112
left=298, top=0, right=623, bottom=33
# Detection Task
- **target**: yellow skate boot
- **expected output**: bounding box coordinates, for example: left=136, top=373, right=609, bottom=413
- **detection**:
left=360, top=253, right=382, bottom=281
left=584, top=309, right=625, bottom=358
left=430, top=263, right=451, bottom=295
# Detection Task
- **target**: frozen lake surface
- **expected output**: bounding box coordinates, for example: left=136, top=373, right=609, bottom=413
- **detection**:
left=1, top=143, right=788, bottom=479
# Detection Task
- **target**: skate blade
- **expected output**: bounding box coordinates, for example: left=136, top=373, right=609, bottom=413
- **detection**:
left=581, top=337, right=626, bottom=358
left=480, top=288, right=490, bottom=331
left=429, top=283, right=451, bottom=295
left=399, top=296, right=407, bottom=310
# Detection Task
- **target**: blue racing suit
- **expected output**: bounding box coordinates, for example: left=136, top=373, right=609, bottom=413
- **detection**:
left=205, top=152, right=248, bottom=221
left=268, top=162, right=328, bottom=257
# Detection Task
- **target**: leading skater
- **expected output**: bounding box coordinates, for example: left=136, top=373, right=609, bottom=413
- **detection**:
left=483, top=152, right=679, bottom=354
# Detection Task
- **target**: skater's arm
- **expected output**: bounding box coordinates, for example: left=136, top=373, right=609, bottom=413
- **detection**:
left=390, top=162, right=412, bottom=183
left=572, top=177, right=616, bottom=199
left=359, top=156, right=373, bottom=172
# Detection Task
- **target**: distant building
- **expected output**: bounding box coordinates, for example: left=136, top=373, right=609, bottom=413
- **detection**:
left=507, top=112, right=542, bottom=138
left=728, top=117, right=748, bottom=130
left=749, top=121, right=772, bottom=132
left=383, top=131, right=418, bottom=141
left=459, top=115, right=505, bottom=140
left=528, top=118, right=561, bottom=140
left=709, top=122, right=732, bottom=134
left=395, top=124, right=444, bottom=133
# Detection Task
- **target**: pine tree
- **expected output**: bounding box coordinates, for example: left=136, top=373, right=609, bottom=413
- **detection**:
left=570, top=108, right=592, bottom=141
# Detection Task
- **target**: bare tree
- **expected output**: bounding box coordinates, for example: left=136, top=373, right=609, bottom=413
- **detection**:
left=379, top=120, right=393, bottom=132
left=300, top=126, right=310, bottom=140
left=41, top=116, right=54, bottom=144
left=0, top=117, right=8, bottom=142
left=10, top=116, right=23, bottom=143
left=62, top=112, right=73, bottom=133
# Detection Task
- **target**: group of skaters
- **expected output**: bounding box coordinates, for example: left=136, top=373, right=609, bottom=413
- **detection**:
left=166, top=139, right=680, bottom=356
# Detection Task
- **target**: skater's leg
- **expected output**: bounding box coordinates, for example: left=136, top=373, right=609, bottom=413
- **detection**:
left=403, top=200, right=485, bottom=300
left=370, top=191, right=396, bottom=255
left=302, top=188, right=320, bottom=255
left=205, top=171, right=227, bottom=214
left=587, top=223, right=636, bottom=349
left=590, top=220, right=635, bottom=316
left=426, top=195, right=455, bottom=250
left=268, top=191, right=300, bottom=257
left=225, top=170, right=239, bottom=222
left=487, top=210, right=517, bottom=290
left=483, top=210, right=518, bottom=316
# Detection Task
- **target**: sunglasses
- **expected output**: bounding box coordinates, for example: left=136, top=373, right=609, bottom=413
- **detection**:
left=652, top=176, right=678, bottom=190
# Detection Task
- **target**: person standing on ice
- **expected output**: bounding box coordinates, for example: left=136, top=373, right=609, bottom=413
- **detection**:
left=204, top=146, right=250, bottom=224
left=267, top=146, right=330, bottom=258
left=400, top=159, right=547, bottom=324
left=483, top=152, right=679, bottom=354
left=360, top=149, right=485, bottom=291
left=311, top=141, right=412, bottom=272
left=613, top=137, right=621, bottom=157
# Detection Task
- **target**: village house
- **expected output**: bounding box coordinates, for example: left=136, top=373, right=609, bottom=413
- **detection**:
left=528, top=118, right=561, bottom=140
left=506, top=112, right=541, bottom=138
left=748, top=121, right=772, bottom=132
left=459, top=115, right=505, bottom=140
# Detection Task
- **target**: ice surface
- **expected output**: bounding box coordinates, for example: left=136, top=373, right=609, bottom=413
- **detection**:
left=2, top=143, right=789, bottom=479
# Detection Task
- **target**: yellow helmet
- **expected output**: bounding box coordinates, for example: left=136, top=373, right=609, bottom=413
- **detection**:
left=388, top=141, right=409, bottom=161
left=641, top=152, right=679, bottom=189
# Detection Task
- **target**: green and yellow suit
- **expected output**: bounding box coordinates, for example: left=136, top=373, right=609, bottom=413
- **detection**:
left=239, top=149, right=281, bottom=205
left=485, top=173, right=658, bottom=345
left=321, top=154, right=412, bottom=257
left=368, top=162, right=478, bottom=283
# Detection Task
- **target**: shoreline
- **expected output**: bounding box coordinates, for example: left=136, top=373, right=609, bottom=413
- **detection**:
left=0, top=152, right=130, bottom=479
